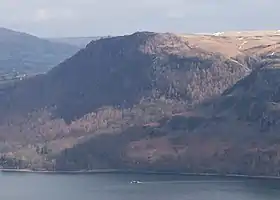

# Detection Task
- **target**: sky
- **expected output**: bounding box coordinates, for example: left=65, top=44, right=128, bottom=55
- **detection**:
left=0, top=0, right=279, bottom=37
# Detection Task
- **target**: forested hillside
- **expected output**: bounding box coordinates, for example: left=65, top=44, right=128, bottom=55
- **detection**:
left=1, top=31, right=280, bottom=176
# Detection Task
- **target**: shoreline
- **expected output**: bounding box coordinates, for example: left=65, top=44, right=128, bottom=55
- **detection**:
left=1, top=168, right=280, bottom=180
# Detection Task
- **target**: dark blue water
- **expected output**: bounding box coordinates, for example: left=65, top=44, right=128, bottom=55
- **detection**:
left=1, top=172, right=280, bottom=200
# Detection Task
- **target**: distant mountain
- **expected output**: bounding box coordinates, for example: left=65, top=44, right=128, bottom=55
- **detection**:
left=47, top=36, right=111, bottom=48
left=1, top=31, right=280, bottom=176
left=0, top=27, right=79, bottom=77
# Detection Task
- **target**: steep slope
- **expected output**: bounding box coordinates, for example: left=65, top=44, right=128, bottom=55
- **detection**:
left=54, top=32, right=280, bottom=175
left=56, top=59, right=280, bottom=175
left=46, top=32, right=250, bottom=121
left=213, top=53, right=280, bottom=131
left=2, top=31, right=280, bottom=174
left=0, top=27, right=79, bottom=77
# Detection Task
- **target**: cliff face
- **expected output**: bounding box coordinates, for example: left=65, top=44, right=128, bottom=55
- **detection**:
left=1, top=31, right=280, bottom=175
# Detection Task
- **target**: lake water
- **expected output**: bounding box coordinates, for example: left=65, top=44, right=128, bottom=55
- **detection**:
left=1, top=172, right=280, bottom=200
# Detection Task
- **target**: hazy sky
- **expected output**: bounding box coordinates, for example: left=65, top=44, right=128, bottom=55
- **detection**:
left=0, top=0, right=279, bottom=37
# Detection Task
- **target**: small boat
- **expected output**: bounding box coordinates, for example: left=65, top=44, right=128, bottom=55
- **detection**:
left=130, top=180, right=142, bottom=184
